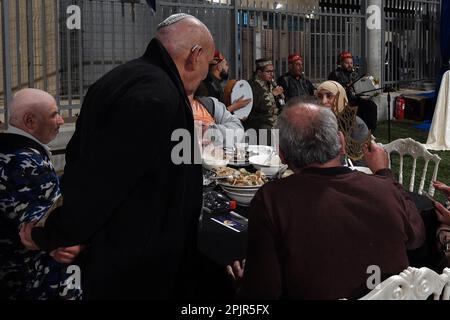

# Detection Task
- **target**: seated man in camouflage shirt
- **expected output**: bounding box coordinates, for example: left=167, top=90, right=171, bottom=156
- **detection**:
left=0, top=88, right=82, bottom=300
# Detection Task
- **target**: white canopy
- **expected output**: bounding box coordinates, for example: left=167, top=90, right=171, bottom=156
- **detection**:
left=424, top=70, right=450, bottom=150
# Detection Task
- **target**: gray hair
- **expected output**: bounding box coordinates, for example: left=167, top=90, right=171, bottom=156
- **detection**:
left=275, top=99, right=341, bottom=169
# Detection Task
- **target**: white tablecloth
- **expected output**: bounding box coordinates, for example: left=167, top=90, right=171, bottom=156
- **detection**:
left=424, top=70, right=450, bottom=150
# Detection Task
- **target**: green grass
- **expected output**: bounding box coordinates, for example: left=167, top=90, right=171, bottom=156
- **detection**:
left=375, top=119, right=449, bottom=203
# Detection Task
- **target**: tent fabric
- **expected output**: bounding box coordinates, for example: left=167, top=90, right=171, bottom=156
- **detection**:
left=425, top=70, right=450, bottom=150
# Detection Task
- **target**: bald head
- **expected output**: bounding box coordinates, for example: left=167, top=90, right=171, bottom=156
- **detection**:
left=155, top=14, right=215, bottom=95
left=156, top=15, right=213, bottom=60
left=9, top=88, right=64, bottom=144
left=275, top=100, right=342, bottom=170
left=9, top=89, right=56, bottom=124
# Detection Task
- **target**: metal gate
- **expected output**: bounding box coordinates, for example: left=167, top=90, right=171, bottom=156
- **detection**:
left=235, top=1, right=364, bottom=82
left=0, top=0, right=442, bottom=127
left=383, top=0, right=440, bottom=86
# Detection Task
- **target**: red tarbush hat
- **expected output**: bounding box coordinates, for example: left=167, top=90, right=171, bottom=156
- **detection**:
left=339, top=51, right=353, bottom=61
left=211, top=50, right=225, bottom=64
left=288, top=54, right=302, bottom=64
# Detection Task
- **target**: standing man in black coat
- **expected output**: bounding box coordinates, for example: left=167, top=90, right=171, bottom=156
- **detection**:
left=20, top=14, right=215, bottom=299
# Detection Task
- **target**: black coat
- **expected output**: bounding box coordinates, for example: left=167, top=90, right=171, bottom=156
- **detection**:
left=32, top=39, right=203, bottom=299
left=328, top=67, right=360, bottom=103
left=277, top=73, right=315, bottom=102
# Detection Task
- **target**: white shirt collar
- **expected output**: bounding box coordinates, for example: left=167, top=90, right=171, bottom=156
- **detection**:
left=6, top=125, right=52, bottom=159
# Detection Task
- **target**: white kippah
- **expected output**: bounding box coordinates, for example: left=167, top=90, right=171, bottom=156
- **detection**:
left=157, top=13, right=193, bottom=30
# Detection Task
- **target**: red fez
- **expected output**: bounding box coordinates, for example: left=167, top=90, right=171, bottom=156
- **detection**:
left=288, top=54, right=302, bottom=64
left=211, top=50, right=225, bottom=64
left=340, top=51, right=353, bottom=61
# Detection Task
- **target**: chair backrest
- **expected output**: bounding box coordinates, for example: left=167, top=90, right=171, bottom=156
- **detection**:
left=383, top=138, right=441, bottom=196
left=359, top=267, right=450, bottom=300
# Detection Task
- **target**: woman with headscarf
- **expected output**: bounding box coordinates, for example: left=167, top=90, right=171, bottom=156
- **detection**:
left=316, top=80, right=371, bottom=163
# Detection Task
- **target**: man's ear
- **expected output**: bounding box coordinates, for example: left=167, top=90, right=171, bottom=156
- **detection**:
left=187, top=45, right=203, bottom=71
left=338, top=131, right=346, bottom=155
left=23, top=112, right=36, bottom=131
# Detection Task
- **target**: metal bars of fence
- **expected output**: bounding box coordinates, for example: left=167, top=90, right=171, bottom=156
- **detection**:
left=0, top=0, right=442, bottom=125
left=383, top=0, right=440, bottom=86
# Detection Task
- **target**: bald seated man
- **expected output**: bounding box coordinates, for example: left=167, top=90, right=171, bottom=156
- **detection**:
left=20, top=14, right=215, bottom=299
left=0, top=88, right=82, bottom=300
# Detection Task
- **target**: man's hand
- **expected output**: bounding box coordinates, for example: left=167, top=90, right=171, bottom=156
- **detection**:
left=433, top=181, right=450, bottom=198
left=226, top=259, right=245, bottom=289
left=362, top=142, right=389, bottom=173
left=435, top=201, right=450, bottom=225
left=19, top=222, right=39, bottom=251
left=50, top=245, right=85, bottom=264
left=228, top=97, right=252, bottom=113
left=272, top=86, right=284, bottom=97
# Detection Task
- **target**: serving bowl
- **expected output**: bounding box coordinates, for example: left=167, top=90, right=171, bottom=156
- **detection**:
left=218, top=182, right=261, bottom=195
left=247, top=145, right=274, bottom=156
left=202, top=157, right=230, bottom=171
left=249, top=154, right=284, bottom=176
left=222, top=190, right=256, bottom=206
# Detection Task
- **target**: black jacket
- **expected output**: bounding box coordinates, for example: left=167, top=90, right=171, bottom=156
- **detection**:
left=277, top=73, right=315, bottom=102
left=328, top=67, right=360, bottom=103
left=32, top=39, right=203, bottom=299
left=197, top=74, right=224, bottom=103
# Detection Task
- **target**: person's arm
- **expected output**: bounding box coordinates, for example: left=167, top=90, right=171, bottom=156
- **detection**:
left=7, top=152, right=59, bottom=226
left=435, top=202, right=450, bottom=225
left=29, top=85, right=178, bottom=252
left=227, top=97, right=252, bottom=113
left=433, top=181, right=450, bottom=198
left=237, top=190, right=282, bottom=299
left=363, top=143, right=425, bottom=250
left=9, top=153, right=83, bottom=261
left=211, top=98, right=244, bottom=131
left=205, top=98, right=244, bottom=147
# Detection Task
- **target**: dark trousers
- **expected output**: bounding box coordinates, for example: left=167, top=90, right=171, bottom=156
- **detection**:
left=354, top=98, right=378, bottom=133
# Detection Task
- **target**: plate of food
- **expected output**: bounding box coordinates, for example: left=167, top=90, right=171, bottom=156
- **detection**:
left=217, top=168, right=267, bottom=206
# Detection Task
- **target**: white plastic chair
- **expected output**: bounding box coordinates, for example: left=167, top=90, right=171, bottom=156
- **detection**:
left=383, top=138, right=441, bottom=196
left=359, top=267, right=450, bottom=300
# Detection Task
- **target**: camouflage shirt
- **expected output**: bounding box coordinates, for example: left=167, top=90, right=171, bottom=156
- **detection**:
left=0, top=131, right=81, bottom=300
left=245, top=77, right=279, bottom=130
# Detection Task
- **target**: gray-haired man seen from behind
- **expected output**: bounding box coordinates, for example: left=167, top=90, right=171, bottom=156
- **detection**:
left=228, top=98, right=425, bottom=299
